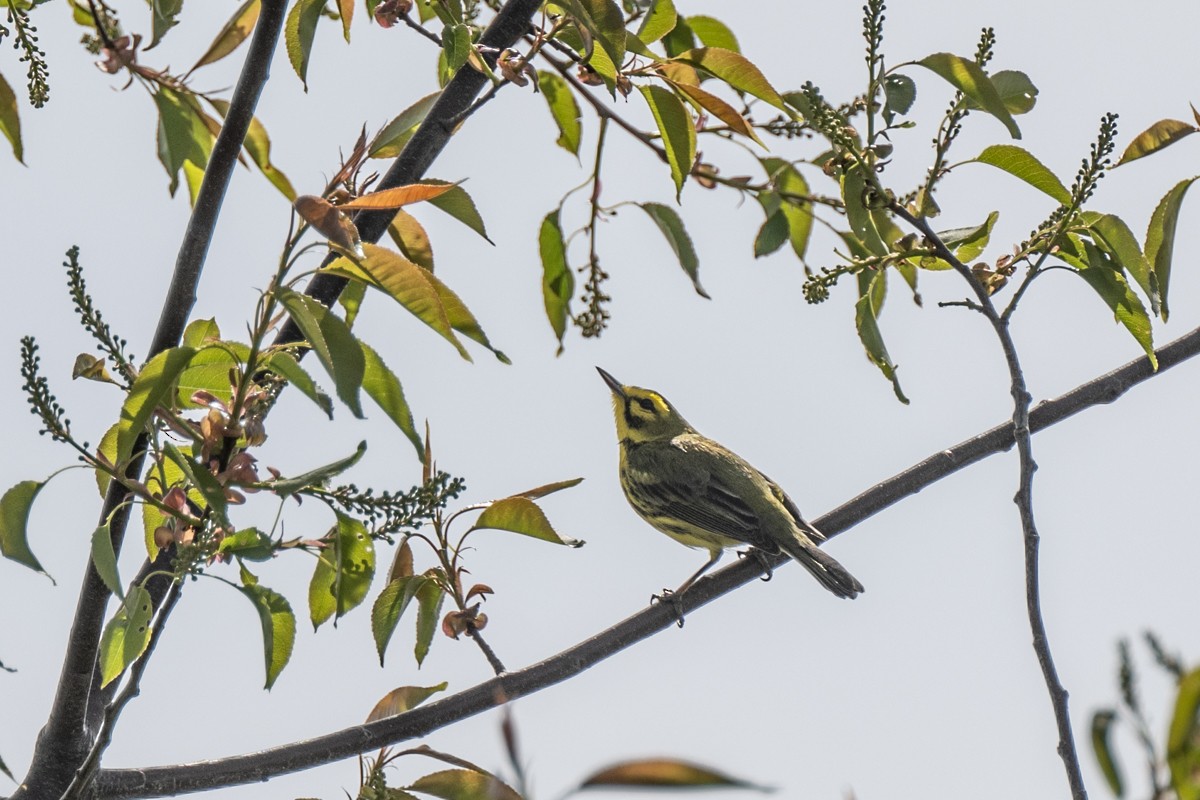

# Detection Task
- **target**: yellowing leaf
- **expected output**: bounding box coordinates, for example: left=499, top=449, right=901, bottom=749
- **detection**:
left=359, top=340, right=423, bottom=458
left=638, top=85, right=696, bottom=200
left=671, top=47, right=786, bottom=111
left=309, top=512, right=375, bottom=629
left=666, top=78, right=762, bottom=146
left=369, top=92, right=440, bottom=158
left=408, top=770, right=521, bottom=800
left=275, top=289, right=366, bottom=416
left=98, top=587, right=154, bottom=687
left=0, top=70, right=23, bottom=164
left=191, top=0, right=261, bottom=72
left=0, top=480, right=52, bottom=579
left=366, top=682, right=448, bottom=722
left=285, top=0, right=325, bottom=90
left=580, top=758, right=766, bottom=790
left=537, top=70, right=582, bottom=156
left=1117, top=118, right=1198, bottom=166
left=471, top=496, right=584, bottom=546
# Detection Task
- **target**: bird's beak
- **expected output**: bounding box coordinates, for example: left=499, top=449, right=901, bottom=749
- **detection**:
left=596, top=367, right=626, bottom=399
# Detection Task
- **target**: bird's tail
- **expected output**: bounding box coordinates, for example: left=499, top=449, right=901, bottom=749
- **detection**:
left=778, top=534, right=864, bottom=599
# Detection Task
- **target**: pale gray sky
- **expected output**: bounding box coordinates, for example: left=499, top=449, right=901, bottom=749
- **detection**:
left=3, top=1, right=1199, bottom=798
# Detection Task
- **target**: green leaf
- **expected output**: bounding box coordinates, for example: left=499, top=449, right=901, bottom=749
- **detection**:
left=685, top=15, right=738, bottom=52
left=638, top=85, right=696, bottom=201
left=539, top=210, right=573, bottom=351
left=761, top=158, right=813, bottom=260
left=423, top=180, right=492, bottom=243
left=470, top=496, right=584, bottom=547
left=276, top=289, right=365, bottom=416
left=369, top=92, right=441, bottom=158
left=181, top=318, right=221, bottom=348
left=1117, top=118, right=1198, bottom=166
left=1144, top=177, right=1197, bottom=322
left=207, top=97, right=296, bottom=201
left=408, top=770, right=522, bottom=800
left=667, top=78, right=763, bottom=146
left=1090, top=710, right=1124, bottom=797
left=414, top=578, right=443, bottom=666
left=442, top=23, right=471, bottom=73
left=580, top=758, right=767, bottom=791
left=937, top=210, right=999, bottom=263
left=388, top=210, right=434, bottom=271
left=1169, top=668, right=1200, bottom=800
left=162, top=442, right=227, bottom=518
left=917, top=52, right=1020, bottom=138
left=117, top=347, right=197, bottom=466
left=1085, top=212, right=1157, bottom=316
left=239, top=580, right=295, bottom=689
left=661, top=16, right=695, bottom=58
left=840, top=166, right=886, bottom=256
left=537, top=71, right=582, bottom=157
left=265, top=351, right=333, bottom=418
left=309, top=512, right=376, bottom=629
left=216, top=528, right=275, bottom=561
left=882, top=74, right=916, bottom=123
left=176, top=342, right=250, bottom=407
left=0, top=752, right=13, bottom=782
left=153, top=88, right=213, bottom=196
left=1077, top=241, right=1157, bottom=370
left=753, top=211, right=788, bottom=257
left=372, top=575, right=428, bottom=666
left=95, top=423, right=119, bottom=497
left=671, top=47, right=786, bottom=111
left=0, top=71, right=24, bottom=164
left=360, top=340, right=423, bottom=459
left=637, top=202, right=707, bottom=297
left=513, top=477, right=584, bottom=499
left=958, top=69, right=1038, bottom=115
left=148, top=0, right=183, bottom=49
left=191, top=0, right=261, bottom=71
left=285, top=0, right=325, bottom=90
left=268, top=441, right=367, bottom=497
left=0, top=480, right=52, bottom=579
left=973, top=144, right=1071, bottom=205
left=366, top=682, right=448, bottom=722
left=636, top=0, right=676, bottom=43
left=562, top=0, right=626, bottom=75
left=856, top=274, right=908, bottom=403
left=90, top=524, right=123, bottom=600
left=98, top=586, right=154, bottom=687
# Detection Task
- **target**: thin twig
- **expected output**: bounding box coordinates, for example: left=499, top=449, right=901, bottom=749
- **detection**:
left=90, top=324, right=1200, bottom=800
left=467, top=629, right=506, bottom=675
left=891, top=201, right=1088, bottom=800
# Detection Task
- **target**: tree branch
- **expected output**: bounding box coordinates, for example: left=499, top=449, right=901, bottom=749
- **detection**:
left=90, top=323, right=1200, bottom=799
left=11, top=4, right=289, bottom=799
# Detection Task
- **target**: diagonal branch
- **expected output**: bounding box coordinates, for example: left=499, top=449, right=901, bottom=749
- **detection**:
left=11, top=4, right=289, bottom=799
left=91, top=323, right=1200, bottom=800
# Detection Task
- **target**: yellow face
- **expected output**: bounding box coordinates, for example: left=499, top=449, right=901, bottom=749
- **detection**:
left=597, top=367, right=689, bottom=443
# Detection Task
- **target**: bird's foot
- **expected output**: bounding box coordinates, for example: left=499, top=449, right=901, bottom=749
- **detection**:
left=650, top=590, right=686, bottom=627
left=738, top=548, right=774, bottom=582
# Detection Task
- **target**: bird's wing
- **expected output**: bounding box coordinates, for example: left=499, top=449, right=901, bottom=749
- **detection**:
left=627, top=439, right=775, bottom=550
left=760, top=471, right=826, bottom=542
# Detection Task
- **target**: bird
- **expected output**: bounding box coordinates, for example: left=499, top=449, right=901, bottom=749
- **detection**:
left=597, top=367, right=863, bottom=609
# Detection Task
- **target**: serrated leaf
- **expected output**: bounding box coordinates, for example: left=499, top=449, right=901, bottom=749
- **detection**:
left=239, top=581, right=295, bottom=689
left=471, top=496, right=584, bottom=546
left=671, top=47, right=785, bottom=111
left=539, top=209, right=573, bottom=351
left=181, top=318, right=221, bottom=348
left=973, top=144, right=1070, bottom=205
left=337, top=182, right=456, bottom=211
left=685, top=15, right=738, bottom=52
left=917, top=52, right=1020, bottom=138
left=0, top=480, right=51, bottom=579
left=98, top=586, right=154, bottom=687
left=580, top=758, right=767, bottom=790
left=265, top=351, right=333, bottom=418
left=176, top=342, right=250, bottom=407
left=408, top=769, right=521, bottom=800
left=90, top=524, right=123, bottom=600
left=0, top=71, right=24, bottom=164
left=442, top=23, right=471, bottom=73
left=636, top=0, right=676, bottom=43
left=366, top=682, right=448, bottom=722
left=562, top=0, right=625, bottom=75
left=1144, top=177, right=1197, bottom=322
left=148, top=0, right=183, bottom=49
left=372, top=575, right=428, bottom=665
left=153, top=88, right=213, bottom=196
left=1078, top=241, right=1157, bottom=369
left=414, top=579, right=443, bottom=666
left=637, top=202, right=707, bottom=297
left=637, top=85, right=695, bottom=200
left=360, top=340, right=423, bottom=458
left=369, top=92, right=441, bottom=158
left=422, top=180, right=492, bottom=243
left=117, top=347, right=197, bottom=465
left=267, top=441, right=367, bottom=497
left=667, top=78, right=763, bottom=147
left=538, top=70, right=582, bottom=156
left=856, top=274, right=908, bottom=404
left=1090, top=710, right=1124, bottom=797
left=191, top=0, right=261, bottom=71
left=276, top=288, right=365, bottom=415
left=206, top=97, right=295, bottom=200
left=388, top=209, right=434, bottom=270
left=216, top=528, right=274, bottom=561
left=1169, top=668, right=1200, bottom=800
left=285, top=0, right=325, bottom=90
left=1117, top=118, right=1198, bottom=166
left=1085, top=212, right=1157, bottom=316
left=310, top=512, right=375, bottom=629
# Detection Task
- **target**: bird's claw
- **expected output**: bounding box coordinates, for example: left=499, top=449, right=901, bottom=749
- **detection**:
left=738, top=548, right=775, bottom=582
left=650, top=590, right=686, bottom=627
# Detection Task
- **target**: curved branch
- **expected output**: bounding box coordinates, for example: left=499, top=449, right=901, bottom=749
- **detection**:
left=11, top=5, right=290, bottom=799
left=91, top=323, right=1200, bottom=800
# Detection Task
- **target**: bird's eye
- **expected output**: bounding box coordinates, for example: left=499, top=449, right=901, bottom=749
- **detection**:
left=636, top=397, right=655, bottom=413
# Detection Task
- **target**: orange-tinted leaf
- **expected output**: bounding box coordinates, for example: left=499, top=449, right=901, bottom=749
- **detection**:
left=580, top=758, right=768, bottom=791
left=294, top=195, right=363, bottom=256
left=666, top=77, right=763, bottom=146
left=388, top=209, right=434, bottom=270
left=336, top=182, right=457, bottom=211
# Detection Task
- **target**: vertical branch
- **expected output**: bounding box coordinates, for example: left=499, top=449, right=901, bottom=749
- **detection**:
left=890, top=202, right=1088, bottom=800
left=12, top=4, right=290, bottom=799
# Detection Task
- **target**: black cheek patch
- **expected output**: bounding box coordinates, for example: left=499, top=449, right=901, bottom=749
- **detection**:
left=624, top=403, right=644, bottom=429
